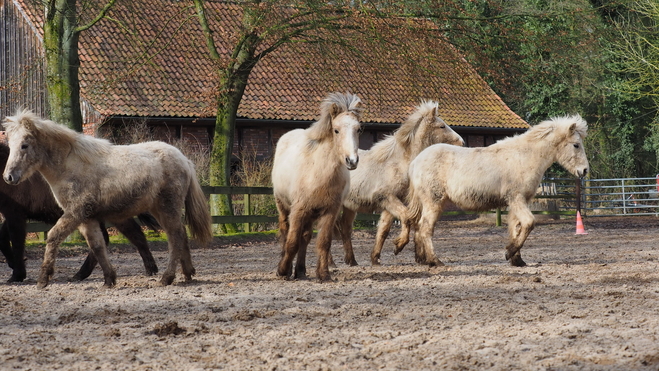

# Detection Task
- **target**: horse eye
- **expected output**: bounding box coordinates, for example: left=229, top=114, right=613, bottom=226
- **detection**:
left=573, top=144, right=580, bottom=149
left=334, top=129, right=339, bottom=134
left=20, top=143, right=28, bottom=150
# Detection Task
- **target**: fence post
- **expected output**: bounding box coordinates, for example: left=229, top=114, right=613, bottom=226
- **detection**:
left=622, top=179, right=627, bottom=215
left=496, top=208, right=502, bottom=227
left=244, top=193, right=251, bottom=233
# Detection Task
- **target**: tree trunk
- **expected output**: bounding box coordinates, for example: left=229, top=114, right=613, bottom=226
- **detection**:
left=43, top=0, right=83, bottom=131
left=209, top=64, right=253, bottom=234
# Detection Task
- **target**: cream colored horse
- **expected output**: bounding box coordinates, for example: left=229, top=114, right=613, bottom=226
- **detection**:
left=2, top=110, right=212, bottom=288
left=336, top=101, right=464, bottom=266
left=404, top=115, right=589, bottom=267
left=272, top=92, right=363, bottom=282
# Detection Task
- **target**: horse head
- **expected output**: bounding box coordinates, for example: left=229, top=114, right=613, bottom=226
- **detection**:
left=311, top=92, right=363, bottom=170
left=551, top=115, right=590, bottom=178
left=415, top=101, right=464, bottom=148
left=397, top=101, right=464, bottom=157
left=2, top=110, right=43, bottom=185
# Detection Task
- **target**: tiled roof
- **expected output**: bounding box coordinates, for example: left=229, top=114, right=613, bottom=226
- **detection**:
left=14, top=0, right=528, bottom=129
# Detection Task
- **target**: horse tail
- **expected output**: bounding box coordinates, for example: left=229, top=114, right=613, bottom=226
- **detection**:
left=405, top=178, right=423, bottom=226
left=185, top=176, right=213, bottom=247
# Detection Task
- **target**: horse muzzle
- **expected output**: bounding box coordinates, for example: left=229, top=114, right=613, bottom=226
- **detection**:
left=345, top=156, right=359, bottom=170
left=3, top=170, right=22, bottom=185
left=577, top=168, right=589, bottom=178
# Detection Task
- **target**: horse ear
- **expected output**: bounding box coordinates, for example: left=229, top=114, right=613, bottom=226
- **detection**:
left=19, top=113, right=37, bottom=133
left=329, top=103, right=343, bottom=119
left=350, top=100, right=364, bottom=118
left=569, top=122, right=577, bottom=133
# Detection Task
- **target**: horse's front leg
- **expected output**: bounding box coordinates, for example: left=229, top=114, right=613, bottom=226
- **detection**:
left=315, top=211, right=338, bottom=282
left=78, top=220, right=117, bottom=288
left=293, top=221, right=313, bottom=280
left=371, top=210, right=395, bottom=265
left=413, top=202, right=444, bottom=267
left=338, top=207, right=358, bottom=266
left=5, top=218, right=27, bottom=282
left=38, top=215, right=81, bottom=289
left=277, top=208, right=305, bottom=279
left=504, top=202, right=535, bottom=267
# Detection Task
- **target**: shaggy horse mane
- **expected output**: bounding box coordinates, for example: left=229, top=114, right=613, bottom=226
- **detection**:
left=4, top=109, right=111, bottom=164
left=497, top=114, right=588, bottom=147
left=307, top=92, right=363, bottom=142
left=370, top=100, right=439, bottom=163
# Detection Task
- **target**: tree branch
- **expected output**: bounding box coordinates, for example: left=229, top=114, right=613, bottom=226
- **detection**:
left=75, top=0, right=117, bottom=33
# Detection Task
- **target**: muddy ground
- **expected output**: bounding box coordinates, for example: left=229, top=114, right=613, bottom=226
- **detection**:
left=0, top=215, right=658, bottom=370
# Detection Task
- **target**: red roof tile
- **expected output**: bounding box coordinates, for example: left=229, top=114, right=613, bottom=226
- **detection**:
left=14, top=0, right=527, bottom=129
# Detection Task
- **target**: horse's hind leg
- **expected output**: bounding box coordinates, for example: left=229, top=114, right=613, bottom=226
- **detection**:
left=371, top=211, right=394, bottom=265
left=160, top=220, right=193, bottom=285
left=114, top=218, right=158, bottom=276
left=505, top=204, right=535, bottom=267
left=338, top=208, right=358, bottom=266
left=78, top=220, right=117, bottom=288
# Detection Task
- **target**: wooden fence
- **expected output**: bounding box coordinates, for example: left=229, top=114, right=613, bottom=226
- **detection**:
left=12, top=186, right=576, bottom=234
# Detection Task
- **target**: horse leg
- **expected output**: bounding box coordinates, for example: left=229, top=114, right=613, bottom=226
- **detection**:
left=315, top=211, right=338, bottom=282
left=413, top=202, right=444, bottom=267
left=293, top=221, right=313, bottom=280
left=371, top=211, right=394, bottom=265
left=0, top=223, right=13, bottom=268
left=338, top=207, right=358, bottom=266
left=160, top=221, right=193, bottom=285
left=37, top=215, right=80, bottom=288
left=375, top=196, right=410, bottom=262
left=78, top=220, right=117, bottom=288
left=277, top=208, right=305, bottom=279
left=114, top=218, right=158, bottom=276
left=275, top=199, right=290, bottom=256
left=5, top=218, right=27, bottom=282
left=71, top=222, right=112, bottom=281
left=505, top=204, right=535, bottom=267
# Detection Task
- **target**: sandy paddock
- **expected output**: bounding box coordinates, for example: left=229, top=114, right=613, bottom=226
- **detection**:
left=0, top=216, right=658, bottom=370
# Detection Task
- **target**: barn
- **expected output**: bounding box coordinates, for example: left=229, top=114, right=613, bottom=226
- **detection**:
left=0, top=0, right=528, bottom=163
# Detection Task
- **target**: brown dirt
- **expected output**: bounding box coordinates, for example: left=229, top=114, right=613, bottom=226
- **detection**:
left=1, top=216, right=659, bottom=370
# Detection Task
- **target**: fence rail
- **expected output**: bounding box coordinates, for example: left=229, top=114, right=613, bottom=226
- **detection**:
left=13, top=177, right=659, bottom=234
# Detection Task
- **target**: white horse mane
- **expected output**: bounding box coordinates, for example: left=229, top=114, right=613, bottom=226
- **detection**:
left=307, top=92, right=363, bottom=141
left=498, top=114, right=588, bottom=147
left=370, top=100, right=439, bottom=163
left=4, top=109, right=111, bottom=164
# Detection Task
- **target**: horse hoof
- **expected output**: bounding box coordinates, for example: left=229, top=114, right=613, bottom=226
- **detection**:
left=69, top=274, right=84, bottom=282
left=145, top=264, right=159, bottom=276
left=345, top=258, right=358, bottom=267
left=510, top=255, right=527, bottom=267
left=7, top=273, right=26, bottom=283
left=160, top=274, right=175, bottom=286
left=428, top=259, right=445, bottom=267
left=316, top=273, right=332, bottom=282
left=36, top=280, right=49, bottom=289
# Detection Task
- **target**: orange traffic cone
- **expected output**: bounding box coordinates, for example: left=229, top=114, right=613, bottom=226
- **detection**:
left=575, top=211, right=588, bottom=235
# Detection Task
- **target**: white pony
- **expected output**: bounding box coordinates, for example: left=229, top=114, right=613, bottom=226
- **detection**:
left=2, top=110, right=212, bottom=288
left=403, top=115, right=589, bottom=267
left=336, top=101, right=464, bottom=266
left=272, top=92, right=363, bottom=282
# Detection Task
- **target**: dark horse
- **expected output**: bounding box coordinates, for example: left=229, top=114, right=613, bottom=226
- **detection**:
left=0, top=143, right=159, bottom=283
